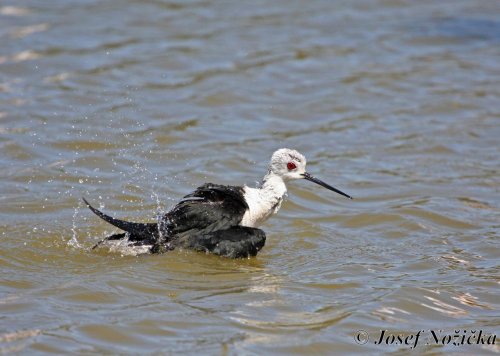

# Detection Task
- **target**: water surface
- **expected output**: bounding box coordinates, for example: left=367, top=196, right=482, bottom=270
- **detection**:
left=1, top=0, right=499, bottom=354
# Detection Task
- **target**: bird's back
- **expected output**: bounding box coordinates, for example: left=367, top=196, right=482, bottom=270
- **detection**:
left=151, top=183, right=265, bottom=256
left=162, top=183, right=248, bottom=235
left=87, top=183, right=266, bottom=258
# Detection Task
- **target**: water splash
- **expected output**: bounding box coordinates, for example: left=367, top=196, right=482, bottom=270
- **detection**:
left=68, top=206, right=82, bottom=249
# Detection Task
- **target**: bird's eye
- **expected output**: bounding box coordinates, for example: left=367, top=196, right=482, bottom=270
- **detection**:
left=287, top=162, right=297, bottom=170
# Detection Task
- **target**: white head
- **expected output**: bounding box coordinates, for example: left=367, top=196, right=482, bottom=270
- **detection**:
left=267, top=148, right=352, bottom=199
left=268, top=148, right=307, bottom=181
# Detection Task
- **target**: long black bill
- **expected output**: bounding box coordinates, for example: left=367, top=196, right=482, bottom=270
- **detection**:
left=302, top=172, right=352, bottom=199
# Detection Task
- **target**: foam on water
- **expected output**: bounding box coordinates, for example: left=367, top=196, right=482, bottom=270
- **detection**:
left=95, top=234, right=152, bottom=257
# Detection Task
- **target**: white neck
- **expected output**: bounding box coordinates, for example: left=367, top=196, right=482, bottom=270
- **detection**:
left=261, top=172, right=287, bottom=197
left=240, top=173, right=288, bottom=227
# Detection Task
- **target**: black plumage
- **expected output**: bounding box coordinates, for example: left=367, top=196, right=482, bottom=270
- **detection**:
left=85, top=183, right=266, bottom=258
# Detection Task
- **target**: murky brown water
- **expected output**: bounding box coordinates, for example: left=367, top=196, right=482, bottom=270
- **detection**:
left=1, top=0, right=499, bottom=354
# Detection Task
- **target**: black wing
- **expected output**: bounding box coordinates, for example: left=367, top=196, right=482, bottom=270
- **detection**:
left=173, top=226, right=266, bottom=258
left=163, top=183, right=248, bottom=237
left=83, top=198, right=159, bottom=248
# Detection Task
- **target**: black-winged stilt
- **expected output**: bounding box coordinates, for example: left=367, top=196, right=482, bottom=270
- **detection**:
left=84, top=148, right=352, bottom=258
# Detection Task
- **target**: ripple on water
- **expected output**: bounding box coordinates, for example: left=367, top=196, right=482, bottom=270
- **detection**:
left=0, top=0, right=499, bottom=353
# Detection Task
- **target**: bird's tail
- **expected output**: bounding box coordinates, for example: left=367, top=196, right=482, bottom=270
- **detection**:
left=83, top=198, right=160, bottom=249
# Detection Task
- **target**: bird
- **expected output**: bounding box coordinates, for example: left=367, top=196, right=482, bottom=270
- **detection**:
left=84, top=148, right=352, bottom=258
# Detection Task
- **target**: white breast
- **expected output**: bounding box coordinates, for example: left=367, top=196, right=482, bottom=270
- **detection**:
left=240, top=181, right=287, bottom=227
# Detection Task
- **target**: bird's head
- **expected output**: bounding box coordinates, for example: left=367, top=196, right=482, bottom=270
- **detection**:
left=268, top=148, right=352, bottom=199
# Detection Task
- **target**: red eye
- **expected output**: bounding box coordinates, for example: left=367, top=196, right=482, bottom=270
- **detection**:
left=287, top=162, right=297, bottom=170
